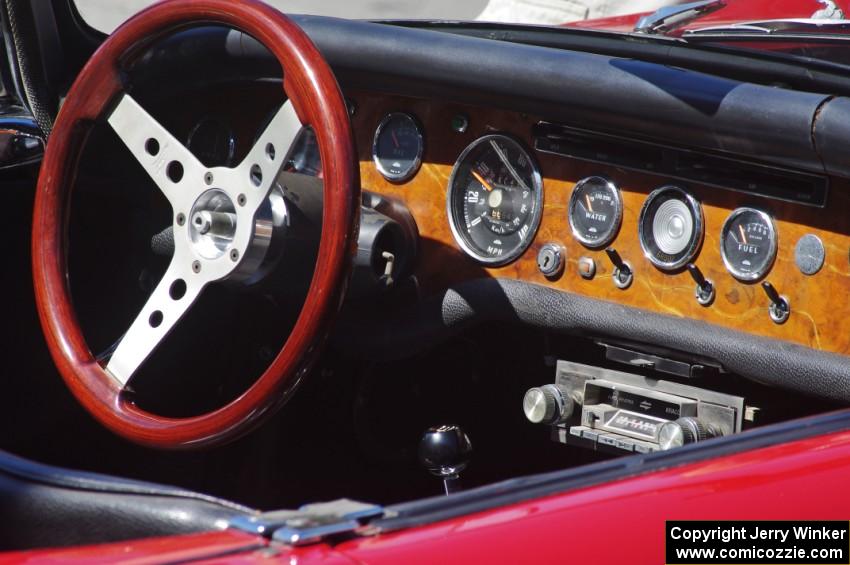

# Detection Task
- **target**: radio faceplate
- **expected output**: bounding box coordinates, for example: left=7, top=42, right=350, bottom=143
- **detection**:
left=549, top=361, right=744, bottom=454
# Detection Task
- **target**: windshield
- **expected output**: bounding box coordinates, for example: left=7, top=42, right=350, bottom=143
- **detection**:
left=75, top=0, right=679, bottom=34
left=74, top=0, right=850, bottom=72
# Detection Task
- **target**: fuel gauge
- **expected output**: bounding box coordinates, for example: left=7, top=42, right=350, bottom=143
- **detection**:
left=720, top=207, right=777, bottom=281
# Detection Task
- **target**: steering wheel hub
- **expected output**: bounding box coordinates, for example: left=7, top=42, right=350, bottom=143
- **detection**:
left=189, top=189, right=237, bottom=259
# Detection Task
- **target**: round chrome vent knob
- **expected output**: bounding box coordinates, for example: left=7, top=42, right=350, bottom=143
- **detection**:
left=658, top=417, right=718, bottom=450
left=523, top=384, right=574, bottom=425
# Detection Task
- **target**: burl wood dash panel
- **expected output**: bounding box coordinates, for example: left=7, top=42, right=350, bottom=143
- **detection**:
left=350, top=92, right=850, bottom=356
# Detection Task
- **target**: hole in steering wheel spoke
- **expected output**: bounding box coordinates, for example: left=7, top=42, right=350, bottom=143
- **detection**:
left=148, top=310, right=164, bottom=328
left=145, top=138, right=160, bottom=156
left=169, top=279, right=187, bottom=300
left=166, top=161, right=184, bottom=183
left=250, top=164, right=262, bottom=187
left=266, top=143, right=275, bottom=161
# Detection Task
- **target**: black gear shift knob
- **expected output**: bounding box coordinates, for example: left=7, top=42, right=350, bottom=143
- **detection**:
left=418, top=425, right=472, bottom=494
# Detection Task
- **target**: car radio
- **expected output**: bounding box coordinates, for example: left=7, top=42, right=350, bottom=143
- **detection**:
left=523, top=361, right=744, bottom=454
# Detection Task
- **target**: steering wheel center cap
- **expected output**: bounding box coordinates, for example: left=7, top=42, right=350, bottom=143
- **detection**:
left=188, top=189, right=237, bottom=260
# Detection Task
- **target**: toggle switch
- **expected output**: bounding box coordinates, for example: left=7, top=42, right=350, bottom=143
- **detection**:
left=761, top=281, right=790, bottom=324
left=605, top=247, right=633, bottom=289
left=687, top=263, right=715, bottom=306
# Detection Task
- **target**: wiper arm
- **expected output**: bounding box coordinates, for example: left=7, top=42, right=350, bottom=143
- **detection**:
left=684, top=18, right=850, bottom=37
left=634, top=0, right=726, bottom=35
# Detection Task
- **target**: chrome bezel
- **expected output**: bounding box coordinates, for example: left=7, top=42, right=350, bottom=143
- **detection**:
left=720, top=207, right=778, bottom=282
left=568, top=176, right=623, bottom=249
left=638, top=185, right=704, bottom=271
left=446, top=134, right=544, bottom=266
left=372, top=112, right=424, bottom=183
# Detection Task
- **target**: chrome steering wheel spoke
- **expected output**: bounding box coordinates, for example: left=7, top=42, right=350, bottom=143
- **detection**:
left=234, top=99, right=304, bottom=217
left=103, top=99, right=306, bottom=386
left=105, top=248, right=209, bottom=386
left=107, top=94, right=206, bottom=212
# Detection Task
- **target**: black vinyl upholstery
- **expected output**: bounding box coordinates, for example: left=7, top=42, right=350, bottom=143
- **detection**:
left=0, top=450, right=254, bottom=550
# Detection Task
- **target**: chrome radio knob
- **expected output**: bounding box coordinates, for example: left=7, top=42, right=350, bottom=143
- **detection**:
left=658, top=417, right=719, bottom=450
left=523, top=384, right=575, bottom=425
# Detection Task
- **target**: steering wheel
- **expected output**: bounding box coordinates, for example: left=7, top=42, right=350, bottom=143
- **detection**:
left=32, top=0, right=358, bottom=449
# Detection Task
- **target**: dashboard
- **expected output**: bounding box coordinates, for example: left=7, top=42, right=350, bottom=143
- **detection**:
left=351, top=91, right=850, bottom=357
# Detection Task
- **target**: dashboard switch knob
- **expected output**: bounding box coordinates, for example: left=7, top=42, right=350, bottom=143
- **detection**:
left=523, top=384, right=575, bottom=425
left=605, top=247, right=633, bottom=289
left=687, top=263, right=715, bottom=306
left=658, top=417, right=719, bottom=450
left=761, top=281, right=790, bottom=324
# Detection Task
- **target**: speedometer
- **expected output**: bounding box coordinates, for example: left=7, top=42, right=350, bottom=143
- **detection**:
left=447, top=135, right=543, bottom=265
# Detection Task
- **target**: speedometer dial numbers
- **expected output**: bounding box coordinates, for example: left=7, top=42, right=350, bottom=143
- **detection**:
left=639, top=186, right=704, bottom=271
left=447, top=135, right=543, bottom=265
left=568, top=176, right=622, bottom=248
left=720, top=207, right=777, bottom=281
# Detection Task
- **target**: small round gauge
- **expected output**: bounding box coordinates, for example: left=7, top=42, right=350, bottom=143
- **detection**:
left=568, top=176, right=622, bottom=248
left=187, top=117, right=236, bottom=167
left=639, top=186, right=703, bottom=271
left=372, top=112, right=424, bottom=182
left=447, top=134, right=543, bottom=265
left=720, top=207, right=777, bottom=281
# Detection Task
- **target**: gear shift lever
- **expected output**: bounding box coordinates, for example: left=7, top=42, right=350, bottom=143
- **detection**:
left=418, top=425, right=472, bottom=495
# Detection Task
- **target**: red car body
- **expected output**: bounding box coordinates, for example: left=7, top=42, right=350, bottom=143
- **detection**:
left=9, top=0, right=849, bottom=561
left=11, top=427, right=850, bottom=563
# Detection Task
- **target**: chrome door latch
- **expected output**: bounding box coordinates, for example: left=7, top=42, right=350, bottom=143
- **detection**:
left=229, top=498, right=387, bottom=546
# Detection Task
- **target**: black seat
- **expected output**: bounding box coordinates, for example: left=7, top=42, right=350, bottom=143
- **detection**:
left=0, top=450, right=254, bottom=550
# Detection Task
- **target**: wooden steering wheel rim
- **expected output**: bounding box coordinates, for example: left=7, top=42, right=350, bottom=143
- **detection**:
left=32, top=0, right=358, bottom=449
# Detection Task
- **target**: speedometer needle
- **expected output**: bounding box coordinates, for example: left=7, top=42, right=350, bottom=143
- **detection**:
left=472, top=170, right=493, bottom=192
left=490, top=140, right=530, bottom=192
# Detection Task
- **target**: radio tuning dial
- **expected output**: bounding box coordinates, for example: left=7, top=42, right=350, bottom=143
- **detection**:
left=658, top=417, right=719, bottom=450
left=523, top=384, right=575, bottom=425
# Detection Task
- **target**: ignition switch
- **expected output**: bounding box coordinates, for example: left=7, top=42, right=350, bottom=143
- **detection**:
left=537, top=243, right=565, bottom=278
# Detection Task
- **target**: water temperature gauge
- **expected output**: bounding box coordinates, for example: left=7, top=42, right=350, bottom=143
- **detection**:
left=568, top=176, right=622, bottom=248
left=720, top=207, right=778, bottom=281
